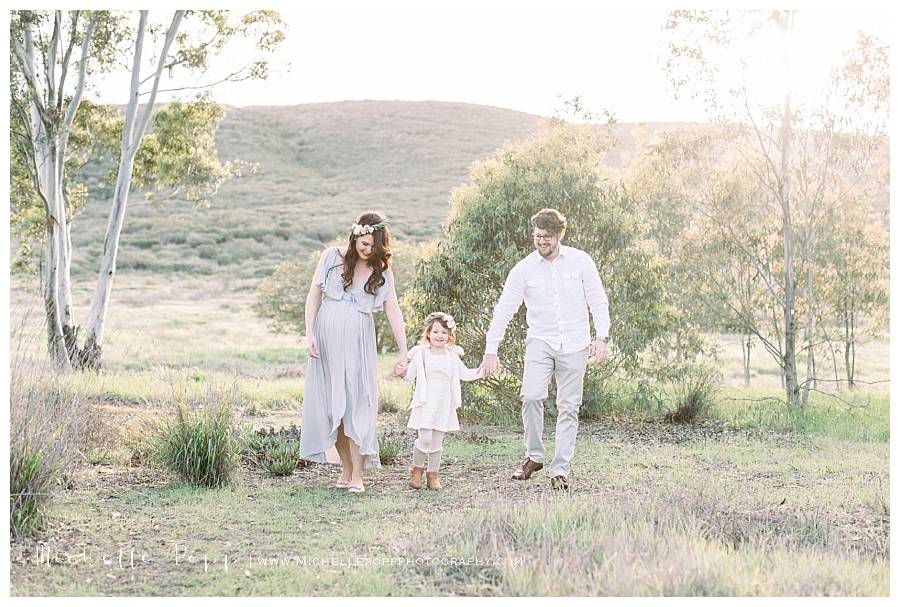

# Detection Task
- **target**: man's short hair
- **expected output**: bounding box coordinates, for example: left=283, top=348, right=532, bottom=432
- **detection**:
left=530, top=208, right=568, bottom=235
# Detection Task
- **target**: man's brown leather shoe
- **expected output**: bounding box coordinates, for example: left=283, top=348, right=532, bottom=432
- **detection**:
left=511, top=457, right=543, bottom=480
left=550, top=475, right=569, bottom=491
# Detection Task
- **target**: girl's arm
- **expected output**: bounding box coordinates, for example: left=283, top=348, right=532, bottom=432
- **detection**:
left=404, top=346, right=419, bottom=382
left=456, top=350, right=484, bottom=382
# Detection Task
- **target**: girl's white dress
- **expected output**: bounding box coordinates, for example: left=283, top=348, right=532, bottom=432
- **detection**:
left=405, top=345, right=482, bottom=432
left=408, top=348, right=457, bottom=431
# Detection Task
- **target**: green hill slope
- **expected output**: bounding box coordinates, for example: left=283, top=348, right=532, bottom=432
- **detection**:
left=66, top=100, right=886, bottom=285
left=70, top=100, right=545, bottom=280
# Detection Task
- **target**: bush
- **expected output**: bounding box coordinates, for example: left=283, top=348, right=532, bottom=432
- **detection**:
left=378, top=431, right=405, bottom=465
left=581, top=369, right=634, bottom=419
left=663, top=368, right=720, bottom=424
left=240, top=425, right=308, bottom=476
left=458, top=375, right=523, bottom=425
left=404, top=121, right=679, bottom=409
left=10, top=444, right=50, bottom=536
left=261, top=439, right=302, bottom=476
left=10, top=358, right=92, bottom=537
left=153, top=402, right=239, bottom=487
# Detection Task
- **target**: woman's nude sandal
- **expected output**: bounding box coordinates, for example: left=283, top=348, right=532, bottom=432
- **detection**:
left=347, top=483, right=365, bottom=494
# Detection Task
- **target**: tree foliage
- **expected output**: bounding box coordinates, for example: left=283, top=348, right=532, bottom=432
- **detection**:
left=660, top=10, right=889, bottom=403
left=403, top=121, right=684, bottom=411
left=9, top=9, right=285, bottom=369
left=254, top=240, right=426, bottom=353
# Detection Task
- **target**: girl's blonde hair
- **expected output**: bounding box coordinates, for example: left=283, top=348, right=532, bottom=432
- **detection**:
left=419, top=312, right=457, bottom=346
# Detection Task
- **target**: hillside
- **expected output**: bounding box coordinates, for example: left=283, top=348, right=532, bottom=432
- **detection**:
left=69, top=101, right=546, bottom=281
left=63, top=100, right=887, bottom=285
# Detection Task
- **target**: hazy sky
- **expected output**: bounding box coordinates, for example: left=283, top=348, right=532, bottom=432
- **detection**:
left=47, top=2, right=900, bottom=122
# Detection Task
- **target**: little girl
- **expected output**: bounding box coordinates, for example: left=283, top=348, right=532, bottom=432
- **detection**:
left=400, top=312, right=483, bottom=490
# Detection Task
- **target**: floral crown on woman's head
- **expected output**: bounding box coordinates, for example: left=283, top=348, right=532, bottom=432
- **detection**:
left=425, top=311, right=456, bottom=329
left=350, top=220, right=388, bottom=236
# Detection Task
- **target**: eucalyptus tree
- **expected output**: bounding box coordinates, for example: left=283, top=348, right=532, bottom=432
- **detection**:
left=661, top=10, right=888, bottom=406
left=10, top=9, right=285, bottom=369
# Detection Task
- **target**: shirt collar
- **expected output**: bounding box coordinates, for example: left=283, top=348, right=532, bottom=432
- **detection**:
left=529, top=244, right=569, bottom=265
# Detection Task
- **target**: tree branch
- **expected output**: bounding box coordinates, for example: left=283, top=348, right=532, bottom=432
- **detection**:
left=132, top=11, right=184, bottom=154
left=56, top=10, right=81, bottom=112
left=60, top=12, right=97, bottom=140
left=140, top=67, right=251, bottom=96
left=123, top=11, right=149, bottom=151
left=11, top=25, right=51, bottom=127
left=138, top=26, right=225, bottom=87
left=46, top=11, right=62, bottom=112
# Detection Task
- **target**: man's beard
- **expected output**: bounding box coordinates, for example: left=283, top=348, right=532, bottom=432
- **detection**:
left=537, top=244, right=557, bottom=258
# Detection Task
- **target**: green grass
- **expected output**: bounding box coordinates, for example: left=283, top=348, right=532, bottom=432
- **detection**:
left=153, top=401, right=240, bottom=488
left=9, top=418, right=889, bottom=596
left=8, top=253, right=890, bottom=596
left=713, top=388, right=889, bottom=442
left=444, top=493, right=887, bottom=595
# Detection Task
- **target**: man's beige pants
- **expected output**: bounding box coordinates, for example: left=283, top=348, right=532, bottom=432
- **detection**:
left=520, top=337, right=589, bottom=478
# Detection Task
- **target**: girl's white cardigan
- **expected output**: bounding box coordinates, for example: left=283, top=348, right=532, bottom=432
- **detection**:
left=404, top=344, right=483, bottom=409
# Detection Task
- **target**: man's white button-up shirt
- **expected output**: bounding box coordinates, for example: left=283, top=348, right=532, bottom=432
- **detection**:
left=484, top=245, right=610, bottom=355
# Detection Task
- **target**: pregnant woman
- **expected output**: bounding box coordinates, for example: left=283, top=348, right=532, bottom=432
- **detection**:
left=299, top=211, right=408, bottom=493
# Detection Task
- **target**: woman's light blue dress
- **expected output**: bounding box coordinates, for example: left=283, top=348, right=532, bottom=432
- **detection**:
left=299, top=247, right=392, bottom=469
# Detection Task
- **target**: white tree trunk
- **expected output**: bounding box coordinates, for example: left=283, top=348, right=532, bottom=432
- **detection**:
left=83, top=10, right=184, bottom=369
left=23, top=16, right=70, bottom=369
left=16, top=10, right=96, bottom=369
left=741, top=333, right=751, bottom=386
left=801, top=260, right=815, bottom=405
left=778, top=14, right=800, bottom=409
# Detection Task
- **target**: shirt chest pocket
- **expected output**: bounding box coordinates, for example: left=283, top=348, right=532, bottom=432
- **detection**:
left=525, top=278, right=549, bottom=301
left=561, top=271, right=582, bottom=297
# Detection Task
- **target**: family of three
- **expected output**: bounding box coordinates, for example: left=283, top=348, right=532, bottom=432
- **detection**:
left=298, top=208, right=610, bottom=493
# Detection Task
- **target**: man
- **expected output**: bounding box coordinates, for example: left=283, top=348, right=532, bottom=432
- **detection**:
left=479, top=208, right=609, bottom=490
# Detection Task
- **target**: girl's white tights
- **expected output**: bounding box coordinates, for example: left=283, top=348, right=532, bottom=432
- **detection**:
left=412, top=429, right=445, bottom=472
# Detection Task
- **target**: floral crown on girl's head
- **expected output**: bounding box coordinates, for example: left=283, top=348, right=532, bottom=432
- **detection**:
left=350, top=220, right=388, bottom=236
left=425, top=311, right=456, bottom=329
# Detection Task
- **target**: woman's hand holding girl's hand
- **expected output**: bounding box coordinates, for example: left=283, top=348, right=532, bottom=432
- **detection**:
left=392, top=358, right=408, bottom=377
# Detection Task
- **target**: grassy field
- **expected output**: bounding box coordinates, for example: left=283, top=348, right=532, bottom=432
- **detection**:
left=8, top=413, right=889, bottom=596
left=8, top=273, right=890, bottom=596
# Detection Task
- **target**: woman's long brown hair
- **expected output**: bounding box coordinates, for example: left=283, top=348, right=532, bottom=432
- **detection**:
left=342, top=211, right=392, bottom=295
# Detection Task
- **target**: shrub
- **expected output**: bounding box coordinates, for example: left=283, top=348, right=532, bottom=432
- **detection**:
left=261, top=439, right=302, bottom=476
left=404, top=121, right=679, bottom=408
left=663, top=368, right=720, bottom=424
left=10, top=444, right=50, bottom=536
left=10, top=358, right=91, bottom=537
left=581, top=370, right=635, bottom=419
left=153, top=402, right=239, bottom=487
left=378, top=431, right=405, bottom=465
left=240, top=425, right=308, bottom=476
left=458, top=375, right=522, bottom=425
